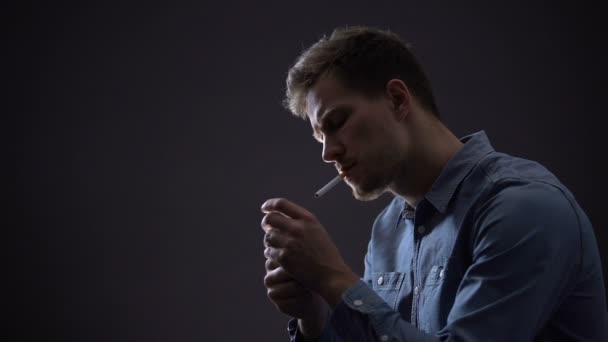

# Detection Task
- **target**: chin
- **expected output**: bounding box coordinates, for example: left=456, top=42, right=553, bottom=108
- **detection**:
left=351, top=182, right=386, bottom=202
left=353, top=192, right=382, bottom=202
left=347, top=169, right=390, bottom=201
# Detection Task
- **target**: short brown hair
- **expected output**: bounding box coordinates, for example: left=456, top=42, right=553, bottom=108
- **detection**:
left=284, top=26, right=439, bottom=119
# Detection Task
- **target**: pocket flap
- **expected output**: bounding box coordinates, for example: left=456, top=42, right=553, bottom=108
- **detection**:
left=371, top=271, right=405, bottom=290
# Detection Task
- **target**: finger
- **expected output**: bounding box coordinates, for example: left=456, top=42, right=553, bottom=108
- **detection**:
left=264, top=247, right=292, bottom=269
left=263, top=228, right=289, bottom=248
left=265, top=258, right=279, bottom=271
left=261, top=198, right=315, bottom=221
left=264, top=266, right=294, bottom=287
left=260, top=212, right=296, bottom=233
left=267, top=280, right=309, bottom=300
left=264, top=246, right=282, bottom=262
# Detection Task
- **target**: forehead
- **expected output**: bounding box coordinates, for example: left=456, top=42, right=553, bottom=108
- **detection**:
left=305, top=74, right=356, bottom=125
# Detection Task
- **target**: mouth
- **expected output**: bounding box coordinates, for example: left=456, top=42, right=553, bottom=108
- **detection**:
left=338, top=163, right=357, bottom=179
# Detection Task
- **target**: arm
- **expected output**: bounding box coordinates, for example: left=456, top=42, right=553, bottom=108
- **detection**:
left=287, top=239, right=379, bottom=341
left=439, top=182, right=580, bottom=340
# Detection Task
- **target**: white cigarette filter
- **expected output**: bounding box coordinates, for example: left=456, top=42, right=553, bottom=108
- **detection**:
left=314, top=174, right=344, bottom=198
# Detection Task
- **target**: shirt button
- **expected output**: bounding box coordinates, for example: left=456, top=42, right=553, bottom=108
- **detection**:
left=417, top=225, right=426, bottom=234
left=414, top=286, right=419, bottom=296
left=377, top=276, right=384, bottom=285
left=353, top=299, right=363, bottom=306
left=380, top=335, right=389, bottom=341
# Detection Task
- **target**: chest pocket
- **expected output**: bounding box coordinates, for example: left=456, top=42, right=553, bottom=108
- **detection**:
left=371, top=272, right=405, bottom=309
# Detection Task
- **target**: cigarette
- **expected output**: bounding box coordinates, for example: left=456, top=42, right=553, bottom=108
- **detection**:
left=314, top=174, right=344, bottom=198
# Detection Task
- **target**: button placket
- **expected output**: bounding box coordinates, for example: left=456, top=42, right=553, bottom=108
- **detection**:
left=417, top=225, right=426, bottom=234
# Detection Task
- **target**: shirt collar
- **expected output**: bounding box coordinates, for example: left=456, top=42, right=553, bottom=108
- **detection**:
left=422, top=130, right=495, bottom=213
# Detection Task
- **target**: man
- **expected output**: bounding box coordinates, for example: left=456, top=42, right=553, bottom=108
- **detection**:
left=260, top=26, right=607, bottom=341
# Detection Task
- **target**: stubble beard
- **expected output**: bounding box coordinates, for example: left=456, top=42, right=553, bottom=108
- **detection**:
left=350, top=148, right=403, bottom=202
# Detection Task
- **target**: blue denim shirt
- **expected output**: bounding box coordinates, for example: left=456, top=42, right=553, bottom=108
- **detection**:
left=289, top=131, right=607, bottom=341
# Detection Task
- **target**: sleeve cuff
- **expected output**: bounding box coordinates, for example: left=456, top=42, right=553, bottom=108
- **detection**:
left=341, top=279, right=391, bottom=314
left=286, top=280, right=396, bottom=341
left=331, top=279, right=404, bottom=340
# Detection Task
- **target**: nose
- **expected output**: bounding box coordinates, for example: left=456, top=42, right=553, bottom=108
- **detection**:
left=322, top=135, right=344, bottom=163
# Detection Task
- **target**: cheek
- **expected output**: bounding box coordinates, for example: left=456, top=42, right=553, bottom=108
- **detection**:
left=345, top=123, right=370, bottom=159
left=350, top=118, right=392, bottom=155
left=349, top=117, right=377, bottom=144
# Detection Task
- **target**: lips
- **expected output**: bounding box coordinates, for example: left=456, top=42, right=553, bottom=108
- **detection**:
left=338, top=163, right=356, bottom=178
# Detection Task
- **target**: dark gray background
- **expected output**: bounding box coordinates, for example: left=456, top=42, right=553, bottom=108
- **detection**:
left=13, top=1, right=607, bottom=341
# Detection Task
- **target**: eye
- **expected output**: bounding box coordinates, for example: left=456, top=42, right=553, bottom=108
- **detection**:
left=313, top=109, right=351, bottom=143
left=325, top=113, right=348, bottom=133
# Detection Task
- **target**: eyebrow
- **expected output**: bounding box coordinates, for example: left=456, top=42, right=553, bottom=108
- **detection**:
left=311, top=106, right=349, bottom=141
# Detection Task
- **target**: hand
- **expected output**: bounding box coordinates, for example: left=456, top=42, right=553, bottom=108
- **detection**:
left=261, top=198, right=359, bottom=306
left=263, top=258, right=326, bottom=325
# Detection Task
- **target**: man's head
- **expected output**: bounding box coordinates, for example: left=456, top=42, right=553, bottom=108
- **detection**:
left=284, top=26, right=440, bottom=201
left=284, top=26, right=438, bottom=120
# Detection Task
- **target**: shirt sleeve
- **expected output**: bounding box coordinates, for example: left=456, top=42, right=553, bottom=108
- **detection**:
left=438, top=182, right=582, bottom=341
left=296, top=181, right=583, bottom=341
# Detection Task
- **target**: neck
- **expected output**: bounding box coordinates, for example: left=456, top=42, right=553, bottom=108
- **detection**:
left=390, top=116, right=463, bottom=207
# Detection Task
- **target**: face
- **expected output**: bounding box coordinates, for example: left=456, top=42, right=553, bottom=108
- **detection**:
left=306, top=74, right=407, bottom=201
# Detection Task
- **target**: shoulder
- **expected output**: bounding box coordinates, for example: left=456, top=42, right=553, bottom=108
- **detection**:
left=482, top=180, right=575, bottom=221
left=473, top=149, right=578, bottom=227
left=470, top=151, right=581, bottom=231
left=475, top=151, right=562, bottom=187
left=473, top=180, right=581, bottom=260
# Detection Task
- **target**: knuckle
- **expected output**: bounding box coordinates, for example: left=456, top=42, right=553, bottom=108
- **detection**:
left=267, top=227, right=276, bottom=238
left=262, top=213, right=281, bottom=232
left=263, top=214, right=271, bottom=226
left=277, top=249, right=288, bottom=264
left=260, top=217, right=268, bottom=231
left=263, top=231, right=271, bottom=246
left=263, top=274, right=272, bottom=287
left=266, top=258, right=278, bottom=271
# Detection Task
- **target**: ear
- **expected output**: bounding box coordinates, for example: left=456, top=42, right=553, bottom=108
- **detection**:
left=385, top=79, right=411, bottom=121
